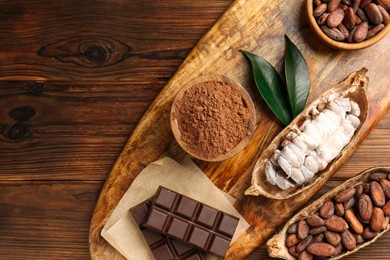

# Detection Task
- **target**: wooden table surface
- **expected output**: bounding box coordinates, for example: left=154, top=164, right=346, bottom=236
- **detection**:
left=0, top=1, right=389, bottom=259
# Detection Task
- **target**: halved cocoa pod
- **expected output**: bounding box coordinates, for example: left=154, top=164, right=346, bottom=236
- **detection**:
left=267, top=166, right=390, bottom=260
left=245, top=69, right=369, bottom=200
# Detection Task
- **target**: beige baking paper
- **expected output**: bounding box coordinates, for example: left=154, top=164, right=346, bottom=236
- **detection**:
left=101, top=157, right=249, bottom=260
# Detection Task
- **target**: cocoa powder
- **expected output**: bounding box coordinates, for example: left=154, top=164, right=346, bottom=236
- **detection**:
left=173, top=81, right=253, bottom=160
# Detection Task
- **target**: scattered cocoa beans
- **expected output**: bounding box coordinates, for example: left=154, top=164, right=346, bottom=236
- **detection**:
left=312, top=0, right=389, bottom=42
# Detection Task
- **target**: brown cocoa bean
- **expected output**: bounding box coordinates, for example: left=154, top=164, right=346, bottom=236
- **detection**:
left=344, top=7, right=357, bottom=29
left=286, top=233, right=301, bottom=247
left=325, top=215, right=349, bottom=232
left=307, top=242, right=336, bottom=257
left=355, top=184, right=364, bottom=198
left=363, top=227, right=379, bottom=239
left=378, top=4, right=390, bottom=23
left=324, top=230, right=341, bottom=246
left=355, top=14, right=363, bottom=24
left=354, top=234, right=365, bottom=244
left=333, top=243, right=343, bottom=256
left=358, top=213, right=371, bottom=224
left=289, top=246, right=300, bottom=257
left=370, top=207, right=385, bottom=232
left=382, top=216, right=389, bottom=230
left=310, top=226, right=327, bottom=235
left=342, top=0, right=352, bottom=4
left=369, top=172, right=388, bottom=181
left=314, top=3, right=328, bottom=17
left=341, top=230, right=357, bottom=251
left=323, top=0, right=331, bottom=2
left=359, top=194, right=373, bottom=221
left=353, top=22, right=369, bottom=42
left=344, top=196, right=356, bottom=210
left=357, top=8, right=370, bottom=21
left=371, top=181, right=386, bottom=207
left=314, top=0, right=323, bottom=6
left=320, top=201, right=335, bottom=218
left=361, top=0, right=373, bottom=8
left=335, top=202, right=345, bottom=216
left=380, top=178, right=390, bottom=198
left=376, top=0, right=390, bottom=11
left=335, top=187, right=356, bottom=202
left=317, top=13, right=330, bottom=25
left=340, top=3, right=349, bottom=10
left=296, top=235, right=314, bottom=253
left=328, top=0, right=341, bottom=12
left=348, top=26, right=358, bottom=42
left=313, top=233, right=325, bottom=243
left=298, top=251, right=313, bottom=260
left=288, top=222, right=298, bottom=233
left=366, top=3, right=384, bottom=24
left=345, top=209, right=364, bottom=234
left=383, top=201, right=390, bottom=216
left=353, top=0, right=362, bottom=12
left=363, top=183, right=371, bottom=193
left=298, top=219, right=310, bottom=239
left=327, top=8, right=346, bottom=27
left=307, top=214, right=325, bottom=227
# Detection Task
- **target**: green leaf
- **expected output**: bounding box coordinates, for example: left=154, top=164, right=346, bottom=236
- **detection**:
left=241, top=50, right=292, bottom=126
left=284, top=35, right=310, bottom=117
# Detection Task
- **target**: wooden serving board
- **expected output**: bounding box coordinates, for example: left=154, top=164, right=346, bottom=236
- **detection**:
left=89, top=0, right=390, bottom=259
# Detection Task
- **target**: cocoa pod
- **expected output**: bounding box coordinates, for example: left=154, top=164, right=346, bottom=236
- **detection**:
left=345, top=208, right=364, bottom=234
left=307, top=242, right=336, bottom=257
left=298, top=219, right=310, bottom=239
left=378, top=4, right=390, bottom=23
left=288, top=222, right=298, bottom=233
left=383, top=201, right=390, bottom=216
left=317, top=13, right=330, bottom=25
left=327, top=8, right=346, bottom=27
left=341, top=230, right=357, bottom=251
left=344, top=196, right=356, bottom=210
left=328, top=0, right=341, bottom=12
left=324, top=215, right=349, bottom=232
left=362, top=227, right=379, bottom=239
left=324, top=230, right=341, bottom=246
left=371, top=181, right=386, bottom=207
left=307, top=214, right=325, bottom=227
left=298, top=251, right=313, bottom=260
left=355, top=184, right=364, bottom=198
left=353, top=22, right=369, bottom=42
left=345, top=7, right=357, bottom=29
left=286, top=233, right=301, bottom=247
left=335, top=202, right=345, bottom=216
left=314, top=3, right=328, bottom=17
left=376, top=0, right=390, bottom=11
left=296, top=235, right=314, bottom=253
left=369, top=172, right=388, bottom=181
left=289, top=246, right=300, bottom=257
left=353, top=0, right=362, bottom=12
left=320, top=201, right=335, bottom=218
left=380, top=178, right=390, bottom=198
left=309, top=226, right=327, bottom=235
left=357, top=8, right=370, bottom=22
left=366, top=3, right=384, bottom=24
left=361, top=0, right=373, bottom=9
left=313, top=233, right=325, bottom=243
left=354, top=234, right=365, bottom=244
left=335, top=187, right=356, bottom=202
left=359, top=194, right=373, bottom=221
left=370, top=207, right=385, bottom=232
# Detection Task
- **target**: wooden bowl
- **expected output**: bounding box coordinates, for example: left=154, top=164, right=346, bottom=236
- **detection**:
left=307, top=0, right=390, bottom=50
left=170, top=75, right=256, bottom=162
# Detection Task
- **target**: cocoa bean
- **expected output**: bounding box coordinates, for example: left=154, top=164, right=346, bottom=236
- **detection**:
left=314, top=0, right=323, bottom=6
left=383, top=200, right=390, bottom=216
left=344, top=196, right=356, bottom=210
left=355, top=184, right=364, bottom=198
left=370, top=207, right=385, bottom=232
left=335, top=202, right=345, bottom=216
left=342, top=0, right=352, bottom=5
left=320, top=201, right=335, bottom=218
left=325, top=215, right=349, bottom=232
left=359, top=194, right=373, bottom=221
left=371, top=181, right=386, bottom=207
left=288, top=222, right=298, bottom=234
left=378, top=4, right=390, bottom=23
left=366, top=3, right=384, bottom=24
left=357, top=8, right=370, bottom=21
left=314, top=3, right=328, bottom=17
left=289, top=246, right=300, bottom=257
left=355, top=14, right=363, bottom=24
left=324, top=230, right=341, bottom=246
left=341, top=230, right=357, bottom=251
left=317, top=13, right=330, bottom=25
left=286, top=233, right=301, bottom=247
left=376, top=0, right=390, bottom=11
left=353, top=0, right=362, bottom=12
left=327, top=8, right=346, bottom=27
left=354, top=234, right=365, bottom=244
left=358, top=213, right=371, bottom=224
left=328, top=0, right=341, bottom=12
left=310, top=226, right=327, bottom=235
left=369, top=172, right=388, bottom=181
left=340, top=4, right=349, bottom=10
left=298, top=251, right=313, bottom=260
left=297, top=235, right=314, bottom=253
left=353, top=22, right=369, bottom=42
left=380, top=178, right=390, bottom=198
left=363, top=227, right=379, bottom=239
left=345, top=7, right=357, bottom=29
left=313, top=233, right=325, bottom=243
left=307, top=214, right=325, bottom=227
left=348, top=26, right=358, bottom=42
left=307, top=242, right=336, bottom=257
left=361, top=0, right=373, bottom=9
left=382, top=216, right=389, bottom=230
left=345, top=208, right=364, bottom=234
left=333, top=243, right=343, bottom=256
left=363, top=182, right=371, bottom=194
left=335, top=187, right=356, bottom=202
left=298, top=219, right=310, bottom=239
left=323, top=0, right=331, bottom=2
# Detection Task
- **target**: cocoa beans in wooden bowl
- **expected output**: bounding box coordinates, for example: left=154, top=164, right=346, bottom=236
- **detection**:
left=267, top=166, right=390, bottom=259
left=307, top=0, right=390, bottom=50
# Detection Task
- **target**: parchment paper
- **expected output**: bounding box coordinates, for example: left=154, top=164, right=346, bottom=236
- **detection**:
left=101, top=157, right=249, bottom=260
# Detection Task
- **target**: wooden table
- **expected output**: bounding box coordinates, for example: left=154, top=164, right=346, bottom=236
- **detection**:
left=0, top=1, right=389, bottom=259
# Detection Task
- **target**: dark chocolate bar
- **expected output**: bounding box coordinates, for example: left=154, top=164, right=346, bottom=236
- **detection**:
left=130, top=199, right=205, bottom=260
left=144, top=186, right=240, bottom=258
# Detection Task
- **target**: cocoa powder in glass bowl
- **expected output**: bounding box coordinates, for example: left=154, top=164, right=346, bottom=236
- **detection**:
left=171, top=75, right=256, bottom=162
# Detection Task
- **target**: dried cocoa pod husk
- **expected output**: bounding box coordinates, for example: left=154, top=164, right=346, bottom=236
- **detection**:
left=267, top=167, right=390, bottom=260
left=246, top=69, right=369, bottom=200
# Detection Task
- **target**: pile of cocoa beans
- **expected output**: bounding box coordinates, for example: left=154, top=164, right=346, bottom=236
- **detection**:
left=285, top=172, right=390, bottom=259
left=313, top=0, right=390, bottom=42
